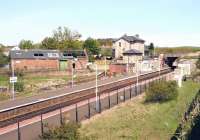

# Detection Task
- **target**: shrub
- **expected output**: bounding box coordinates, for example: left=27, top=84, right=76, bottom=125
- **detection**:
left=0, top=93, right=10, bottom=101
left=196, top=56, right=200, bottom=69
left=145, top=80, right=178, bottom=102
left=88, top=55, right=95, bottom=62
left=40, top=122, right=81, bottom=140
left=15, top=70, right=24, bottom=77
left=14, top=82, right=24, bottom=92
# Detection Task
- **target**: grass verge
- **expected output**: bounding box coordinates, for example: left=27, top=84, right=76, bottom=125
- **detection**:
left=80, top=81, right=200, bottom=140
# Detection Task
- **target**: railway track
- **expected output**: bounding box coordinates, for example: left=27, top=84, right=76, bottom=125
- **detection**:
left=0, top=68, right=172, bottom=127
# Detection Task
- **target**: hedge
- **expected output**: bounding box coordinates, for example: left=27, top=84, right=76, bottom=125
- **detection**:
left=145, top=80, right=178, bottom=102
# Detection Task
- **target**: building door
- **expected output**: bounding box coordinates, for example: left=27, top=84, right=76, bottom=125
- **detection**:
left=60, top=60, right=68, bottom=71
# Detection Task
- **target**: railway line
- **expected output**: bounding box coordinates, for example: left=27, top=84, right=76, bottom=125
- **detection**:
left=0, top=68, right=172, bottom=127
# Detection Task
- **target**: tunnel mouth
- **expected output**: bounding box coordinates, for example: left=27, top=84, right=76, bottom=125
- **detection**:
left=164, top=57, right=178, bottom=69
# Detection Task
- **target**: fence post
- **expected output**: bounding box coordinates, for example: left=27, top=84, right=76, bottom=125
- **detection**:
left=144, top=80, right=146, bottom=91
left=108, top=92, right=111, bottom=108
left=130, top=85, right=132, bottom=99
left=117, top=89, right=119, bottom=104
left=123, top=88, right=126, bottom=102
left=60, top=107, right=63, bottom=125
left=75, top=104, right=78, bottom=123
left=135, top=84, right=137, bottom=96
left=88, top=99, right=90, bottom=118
left=99, top=94, right=101, bottom=113
left=41, top=114, right=44, bottom=136
left=17, top=120, right=21, bottom=140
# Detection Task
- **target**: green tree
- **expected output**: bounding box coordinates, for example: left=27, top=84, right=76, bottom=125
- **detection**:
left=100, top=48, right=112, bottom=56
left=148, top=43, right=154, bottom=56
left=98, top=39, right=113, bottom=47
left=19, top=40, right=34, bottom=49
left=53, top=26, right=82, bottom=50
left=196, top=56, right=200, bottom=69
left=0, top=47, right=9, bottom=66
left=41, top=37, right=57, bottom=50
left=83, top=38, right=101, bottom=55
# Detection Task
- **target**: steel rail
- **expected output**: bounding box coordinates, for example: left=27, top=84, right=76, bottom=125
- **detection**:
left=0, top=68, right=170, bottom=113
left=0, top=68, right=172, bottom=127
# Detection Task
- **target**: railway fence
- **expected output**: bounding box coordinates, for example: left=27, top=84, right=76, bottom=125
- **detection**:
left=0, top=68, right=173, bottom=140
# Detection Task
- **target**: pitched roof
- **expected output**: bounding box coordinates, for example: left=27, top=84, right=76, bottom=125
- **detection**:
left=60, top=50, right=86, bottom=60
left=123, top=49, right=143, bottom=55
left=10, top=49, right=87, bottom=60
left=10, top=49, right=60, bottom=59
left=114, top=34, right=145, bottom=43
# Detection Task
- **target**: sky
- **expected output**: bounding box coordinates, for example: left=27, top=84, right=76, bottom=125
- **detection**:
left=0, top=0, right=200, bottom=47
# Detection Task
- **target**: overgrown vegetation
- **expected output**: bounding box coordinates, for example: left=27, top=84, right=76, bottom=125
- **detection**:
left=0, top=93, right=10, bottom=101
left=40, top=122, right=86, bottom=140
left=100, top=48, right=112, bottom=57
left=80, top=81, right=200, bottom=140
left=14, top=82, right=24, bottom=92
left=196, top=56, right=200, bottom=69
left=145, top=80, right=178, bottom=102
left=0, top=47, right=9, bottom=67
left=171, top=90, right=200, bottom=140
left=0, top=75, right=9, bottom=86
left=155, top=46, right=200, bottom=54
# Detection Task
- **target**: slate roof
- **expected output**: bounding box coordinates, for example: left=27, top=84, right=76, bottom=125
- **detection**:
left=10, top=49, right=86, bottom=60
left=10, top=50, right=60, bottom=59
left=123, top=49, right=143, bottom=55
left=114, top=34, right=145, bottom=43
left=60, top=50, right=86, bottom=60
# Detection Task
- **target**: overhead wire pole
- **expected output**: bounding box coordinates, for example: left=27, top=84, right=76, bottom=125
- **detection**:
left=71, top=58, right=77, bottom=88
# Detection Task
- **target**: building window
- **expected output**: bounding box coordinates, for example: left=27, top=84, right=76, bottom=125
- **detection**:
left=34, top=53, right=44, bottom=57
left=48, top=53, right=59, bottom=58
left=39, top=53, right=44, bottom=56
left=119, top=42, right=121, bottom=47
left=34, top=53, right=39, bottom=56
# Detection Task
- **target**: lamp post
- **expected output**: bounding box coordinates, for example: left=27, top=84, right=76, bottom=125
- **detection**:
left=71, top=58, right=77, bottom=88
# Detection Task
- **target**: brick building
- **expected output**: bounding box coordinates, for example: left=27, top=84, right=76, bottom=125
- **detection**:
left=10, top=49, right=88, bottom=71
left=10, top=50, right=60, bottom=71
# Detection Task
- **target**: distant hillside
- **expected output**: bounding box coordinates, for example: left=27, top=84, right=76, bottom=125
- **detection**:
left=155, top=46, right=200, bottom=54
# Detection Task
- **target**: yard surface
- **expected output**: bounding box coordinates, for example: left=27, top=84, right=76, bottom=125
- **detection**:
left=0, top=71, right=96, bottom=101
left=0, top=75, right=9, bottom=87
left=80, top=81, right=200, bottom=140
